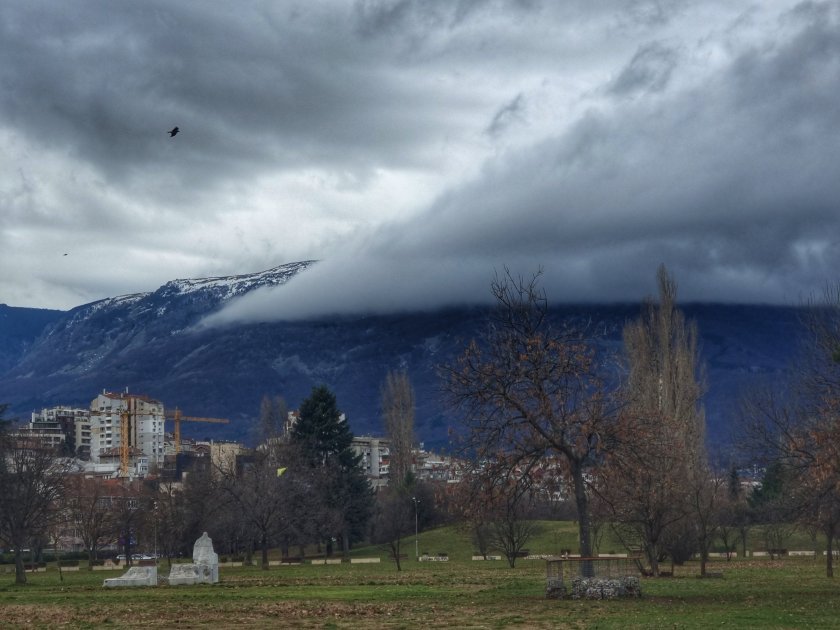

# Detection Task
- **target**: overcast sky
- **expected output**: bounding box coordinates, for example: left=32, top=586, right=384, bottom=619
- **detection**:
left=2, top=1, right=839, bottom=319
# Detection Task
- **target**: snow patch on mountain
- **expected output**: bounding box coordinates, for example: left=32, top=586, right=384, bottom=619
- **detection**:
left=160, top=261, right=316, bottom=300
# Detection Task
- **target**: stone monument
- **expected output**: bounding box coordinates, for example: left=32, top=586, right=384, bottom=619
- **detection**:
left=168, top=532, right=219, bottom=585
left=103, top=565, right=158, bottom=588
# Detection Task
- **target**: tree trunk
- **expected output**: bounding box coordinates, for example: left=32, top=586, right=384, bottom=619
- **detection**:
left=571, top=465, right=592, bottom=557
left=392, top=541, right=402, bottom=571
left=261, top=533, right=269, bottom=570
left=826, top=531, right=834, bottom=579
left=55, top=541, right=63, bottom=583
left=14, top=548, right=26, bottom=585
left=342, top=526, right=350, bottom=558
left=699, top=552, right=707, bottom=577
left=646, top=543, right=659, bottom=577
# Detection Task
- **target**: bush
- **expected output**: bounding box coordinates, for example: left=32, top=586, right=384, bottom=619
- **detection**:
left=58, top=560, right=79, bottom=567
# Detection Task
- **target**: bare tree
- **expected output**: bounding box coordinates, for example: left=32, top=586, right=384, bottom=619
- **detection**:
left=489, top=493, right=540, bottom=568
left=109, top=479, right=152, bottom=566
left=219, top=443, right=311, bottom=569
left=743, top=386, right=840, bottom=575
left=65, top=474, right=118, bottom=569
left=380, top=370, right=416, bottom=487
left=688, top=466, right=725, bottom=577
left=454, top=468, right=540, bottom=569
left=0, top=434, right=70, bottom=584
left=369, top=487, right=414, bottom=571
left=443, top=269, right=616, bottom=559
left=471, top=521, right=494, bottom=560
left=597, top=265, right=707, bottom=576
left=740, top=281, right=840, bottom=578
left=598, top=431, right=689, bottom=576
left=153, top=480, right=188, bottom=566
left=717, top=467, right=749, bottom=561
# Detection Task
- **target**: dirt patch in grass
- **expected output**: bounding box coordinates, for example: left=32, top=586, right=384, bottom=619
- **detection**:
left=1, top=601, right=408, bottom=628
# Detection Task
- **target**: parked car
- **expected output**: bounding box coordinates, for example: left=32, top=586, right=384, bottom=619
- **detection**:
left=116, top=553, right=153, bottom=561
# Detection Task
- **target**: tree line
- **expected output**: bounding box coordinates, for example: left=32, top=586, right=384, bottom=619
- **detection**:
left=443, top=265, right=840, bottom=577
left=0, top=382, right=440, bottom=583
left=4, top=265, right=840, bottom=583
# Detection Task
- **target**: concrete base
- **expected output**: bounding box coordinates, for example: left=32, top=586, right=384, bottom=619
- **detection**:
left=168, top=563, right=217, bottom=585
left=103, top=566, right=157, bottom=587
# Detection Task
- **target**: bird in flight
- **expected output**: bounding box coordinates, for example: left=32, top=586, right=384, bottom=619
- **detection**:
left=168, top=126, right=180, bottom=137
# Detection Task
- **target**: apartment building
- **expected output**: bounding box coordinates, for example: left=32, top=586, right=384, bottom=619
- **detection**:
left=351, top=435, right=391, bottom=489
left=19, top=406, right=91, bottom=456
left=89, top=391, right=165, bottom=467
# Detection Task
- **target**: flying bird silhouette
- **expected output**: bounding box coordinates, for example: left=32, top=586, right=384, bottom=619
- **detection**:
left=168, top=126, right=179, bottom=137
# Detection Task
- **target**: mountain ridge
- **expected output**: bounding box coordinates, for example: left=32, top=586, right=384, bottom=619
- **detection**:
left=0, top=263, right=804, bottom=453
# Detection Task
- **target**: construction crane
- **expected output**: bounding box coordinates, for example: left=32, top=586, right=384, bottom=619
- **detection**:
left=165, top=407, right=229, bottom=454
left=119, top=397, right=138, bottom=478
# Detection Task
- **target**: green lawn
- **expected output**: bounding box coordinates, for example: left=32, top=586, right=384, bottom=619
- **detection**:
left=2, top=525, right=839, bottom=628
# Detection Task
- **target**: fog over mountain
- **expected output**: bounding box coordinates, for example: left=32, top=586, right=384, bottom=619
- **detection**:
left=2, top=2, right=839, bottom=315
left=0, top=263, right=805, bottom=456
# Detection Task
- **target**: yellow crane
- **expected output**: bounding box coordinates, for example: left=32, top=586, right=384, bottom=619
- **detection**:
left=165, top=407, right=229, bottom=454
left=119, top=397, right=139, bottom=477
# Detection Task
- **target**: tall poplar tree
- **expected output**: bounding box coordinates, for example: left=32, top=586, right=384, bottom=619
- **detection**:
left=380, top=370, right=416, bottom=487
left=599, top=265, right=707, bottom=576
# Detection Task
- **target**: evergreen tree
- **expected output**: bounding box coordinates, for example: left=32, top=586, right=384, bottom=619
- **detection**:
left=291, top=386, right=373, bottom=556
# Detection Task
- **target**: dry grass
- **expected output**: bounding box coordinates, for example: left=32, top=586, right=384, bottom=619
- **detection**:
left=2, top=556, right=840, bottom=628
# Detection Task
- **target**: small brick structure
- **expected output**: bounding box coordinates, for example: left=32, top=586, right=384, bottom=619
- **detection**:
left=546, top=557, right=642, bottom=600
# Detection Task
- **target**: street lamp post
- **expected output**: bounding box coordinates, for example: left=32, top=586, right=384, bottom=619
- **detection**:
left=153, top=501, right=158, bottom=564
left=412, top=496, right=419, bottom=560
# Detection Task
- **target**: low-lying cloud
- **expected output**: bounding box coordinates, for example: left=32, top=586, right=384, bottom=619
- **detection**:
left=208, top=1, right=840, bottom=323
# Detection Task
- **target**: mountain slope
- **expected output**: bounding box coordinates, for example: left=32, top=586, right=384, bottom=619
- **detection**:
left=0, top=263, right=805, bottom=452
left=0, top=304, right=65, bottom=374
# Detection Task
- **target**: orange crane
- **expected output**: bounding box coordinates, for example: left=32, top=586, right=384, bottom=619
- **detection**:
left=165, top=407, right=229, bottom=454
left=119, top=397, right=138, bottom=477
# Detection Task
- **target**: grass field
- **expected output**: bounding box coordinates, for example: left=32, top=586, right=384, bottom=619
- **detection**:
left=2, top=524, right=839, bottom=629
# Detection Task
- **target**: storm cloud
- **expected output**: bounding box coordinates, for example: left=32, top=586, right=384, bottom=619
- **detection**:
left=1, top=1, right=838, bottom=317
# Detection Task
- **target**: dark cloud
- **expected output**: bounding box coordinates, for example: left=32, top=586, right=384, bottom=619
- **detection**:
left=207, top=1, right=840, bottom=322
left=1, top=1, right=836, bottom=316
left=486, top=93, right=525, bottom=136
left=609, top=42, right=679, bottom=95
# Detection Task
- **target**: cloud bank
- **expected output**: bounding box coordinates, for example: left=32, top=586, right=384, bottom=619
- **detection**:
left=1, top=1, right=838, bottom=318
left=208, top=1, right=840, bottom=322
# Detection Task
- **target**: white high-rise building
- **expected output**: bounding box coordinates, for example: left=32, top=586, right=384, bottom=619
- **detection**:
left=89, top=391, right=165, bottom=467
